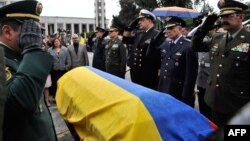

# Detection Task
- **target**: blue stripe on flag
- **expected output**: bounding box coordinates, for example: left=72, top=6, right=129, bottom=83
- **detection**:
left=87, top=66, right=214, bottom=141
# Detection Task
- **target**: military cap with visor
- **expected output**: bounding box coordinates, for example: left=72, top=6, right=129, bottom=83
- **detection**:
left=0, top=0, right=43, bottom=23
left=218, top=0, right=248, bottom=16
left=95, top=27, right=106, bottom=33
left=108, top=24, right=120, bottom=32
left=165, top=16, right=186, bottom=28
left=137, top=9, right=156, bottom=21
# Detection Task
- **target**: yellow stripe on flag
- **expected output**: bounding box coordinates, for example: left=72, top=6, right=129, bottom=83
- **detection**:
left=56, top=67, right=162, bottom=141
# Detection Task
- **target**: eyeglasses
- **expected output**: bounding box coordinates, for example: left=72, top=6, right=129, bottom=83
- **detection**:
left=246, top=26, right=250, bottom=29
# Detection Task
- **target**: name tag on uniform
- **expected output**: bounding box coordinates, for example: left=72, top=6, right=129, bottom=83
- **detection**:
left=205, top=63, right=210, bottom=67
left=145, top=39, right=151, bottom=44
left=176, top=52, right=182, bottom=56
left=112, top=44, right=119, bottom=48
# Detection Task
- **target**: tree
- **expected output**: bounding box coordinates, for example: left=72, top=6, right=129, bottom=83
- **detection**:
left=193, top=0, right=214, bottom=15
left=245, top=2, right=250, bottom=21
left=116, top=0, right=194, bottom=26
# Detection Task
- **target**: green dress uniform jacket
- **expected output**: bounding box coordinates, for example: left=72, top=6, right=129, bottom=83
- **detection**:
left=1, top=44, right=57, bottom=141
left=0, top=48, right=6, bottom=141
left=105, top=38, right=127, bottom=78
left=191, top=28, right=250, bottom=116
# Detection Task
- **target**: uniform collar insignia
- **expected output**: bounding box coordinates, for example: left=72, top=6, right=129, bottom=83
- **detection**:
left=162, top=49, right=166, bottom=53
left=213, top=43, right=219, bottom=48
left=145, top=39, right=151, bottom=44
left=240, top=35, right=245, bottom=39
left=176, top=52, right=182, bottom=56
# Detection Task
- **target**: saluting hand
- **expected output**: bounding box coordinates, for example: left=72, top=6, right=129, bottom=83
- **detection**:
left=201, top=13, right=219, bottom=31
left=124, top=18, right=140, bottom=32
left=151, top=27, right=166, bottom=47
left=18, top=20, right=42, bottom=54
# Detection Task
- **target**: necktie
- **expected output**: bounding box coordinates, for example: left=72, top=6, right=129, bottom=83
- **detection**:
left=228, top=34, right=233, bottom=42
left=170, top=40, right=174, bottom=50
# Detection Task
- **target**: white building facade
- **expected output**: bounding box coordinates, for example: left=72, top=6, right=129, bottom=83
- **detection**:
left=95, top=0, right=107, bottom=29
left=40, top=16, right=109, bottom=36
left=1, top=0, right=110, bottom=36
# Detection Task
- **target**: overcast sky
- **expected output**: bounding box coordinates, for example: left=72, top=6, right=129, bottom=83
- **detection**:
left=39, top=0, right=250, bottom=20
left=39, top=0, right=120, bottom=20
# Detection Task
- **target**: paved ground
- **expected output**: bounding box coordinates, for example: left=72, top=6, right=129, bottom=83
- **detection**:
left=50, top=51, right=199, bottom=140
left=49, top=106, right=74, bottom=141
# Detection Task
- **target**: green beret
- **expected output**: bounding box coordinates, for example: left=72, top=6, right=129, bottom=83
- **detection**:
left=0, top=0, right=43, bottom=22
left=218, top=0, right=248, bottom=16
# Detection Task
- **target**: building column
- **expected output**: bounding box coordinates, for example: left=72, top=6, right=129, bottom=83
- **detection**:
left=79, top=23, right=82, bottom=34
left=86, top=24, right=89, bottom=33
left=63, top=23, right=66, bottom=31
left=71, top=23, right=74, bottom=35
left=54, top=23, right=58, bottom=34
left=45, top=22, right=48, bottom=35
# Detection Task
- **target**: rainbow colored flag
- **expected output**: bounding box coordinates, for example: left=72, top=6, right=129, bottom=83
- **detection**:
left=56, top=66, right=217, bottom=141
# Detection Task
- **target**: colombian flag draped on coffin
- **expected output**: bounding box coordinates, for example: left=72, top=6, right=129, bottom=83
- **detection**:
left=56, top=66, right=217, bottom=141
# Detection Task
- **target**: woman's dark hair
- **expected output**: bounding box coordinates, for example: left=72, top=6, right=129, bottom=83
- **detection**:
left=51, top=37, right=62, bottom=48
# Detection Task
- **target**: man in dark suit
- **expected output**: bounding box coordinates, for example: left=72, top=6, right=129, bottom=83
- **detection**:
left=157, top=16, right=198, bottom=107
left=123, top=9, right=160, bottom=89
left=91, top=27, right=108, bottom=71
left=0, top=1, right=56, bottom=140
left=191, top=0, right=250, bottom=126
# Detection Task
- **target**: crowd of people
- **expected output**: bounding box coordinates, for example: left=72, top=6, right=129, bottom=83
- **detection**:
left=1, top=0, right=250, bottom=140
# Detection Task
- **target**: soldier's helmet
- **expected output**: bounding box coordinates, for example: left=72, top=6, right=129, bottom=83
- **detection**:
left=217, top=0, right=248, bottom=16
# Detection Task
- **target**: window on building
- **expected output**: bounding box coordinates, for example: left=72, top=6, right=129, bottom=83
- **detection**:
left=48, top=23, right=55, bottom=36
left=66, top=24, right=72, bottom=35
left=40, top=23, right=45, bottom=35
left=89, top=24, right=94, bottom=32
left=57, top=23, right=64, bottom=32
left=81, top=24, right=86, bottom=33
left=74, top=24, right=79, bottom=34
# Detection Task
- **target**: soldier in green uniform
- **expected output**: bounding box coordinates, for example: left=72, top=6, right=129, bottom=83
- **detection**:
left=105, top=25, right=127, bottom=78
left=0, top=48, right=6, bottom=141
left=191, top=0, right=250, bottom=126
left=0, top=1, right=57, bottom=140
